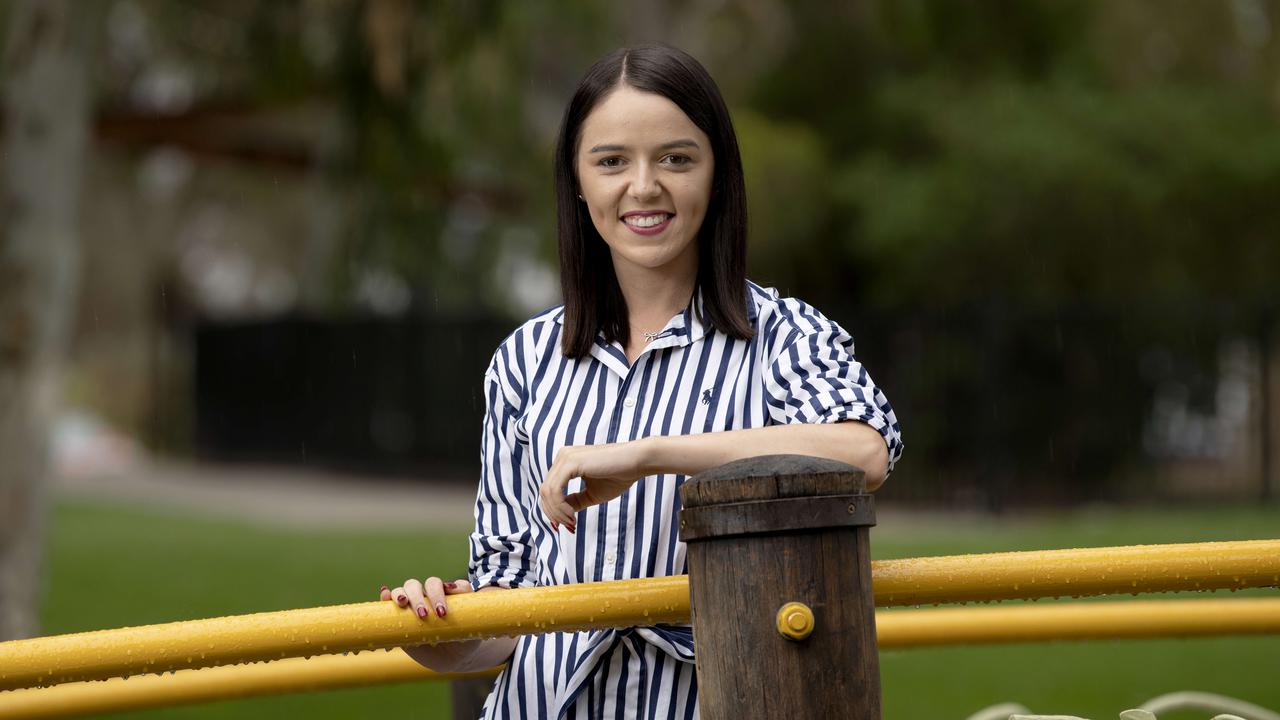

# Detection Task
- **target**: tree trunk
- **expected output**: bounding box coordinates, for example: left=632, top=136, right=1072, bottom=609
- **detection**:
left=0, top=0, right=94, bottom=641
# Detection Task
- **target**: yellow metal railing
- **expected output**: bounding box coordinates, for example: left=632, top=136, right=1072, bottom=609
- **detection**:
left=1, top=540, right=1277, bottom=693
left=873, top=596, right=1280, bottom=647
left=0, top=576, right=688, bottom=692
left=4, top=597, right=1280, bottom=719
left=0, top=650, right=496, bottom=720
left=869, top=538, right=1280, bottom=605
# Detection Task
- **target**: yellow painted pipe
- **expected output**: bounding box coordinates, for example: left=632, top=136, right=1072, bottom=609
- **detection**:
left=0, top=576, right=689, bottom=692
left=0, top=649, right=498, bottom=720
left=5, top=597, right=1279, bottom=720
left=2, top=540, right=1277, bottom=691
left=871, top=539, right=1280, bottom=606
left=875, top=597, right=1280, bottom=648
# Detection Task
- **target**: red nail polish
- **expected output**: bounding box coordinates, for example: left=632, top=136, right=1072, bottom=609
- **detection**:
left=397, top=594, right=407, bottom=605
left=416, top=606, right=427, bottom=619
left=435, top=604, right=446, bottom=618
left=380, top=585, right=388, bottom=592
left=443, top=581, right=454, bottom=590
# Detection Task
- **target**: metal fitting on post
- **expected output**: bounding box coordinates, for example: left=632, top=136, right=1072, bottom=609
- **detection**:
left=776, top=602, right=815, bottom=641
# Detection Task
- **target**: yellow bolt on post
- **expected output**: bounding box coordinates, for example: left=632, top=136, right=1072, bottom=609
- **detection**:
left=775, top=602, right=815, bottom=641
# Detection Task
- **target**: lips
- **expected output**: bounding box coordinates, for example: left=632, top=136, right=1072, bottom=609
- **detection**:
left=621, top=211, right=674, bottom=236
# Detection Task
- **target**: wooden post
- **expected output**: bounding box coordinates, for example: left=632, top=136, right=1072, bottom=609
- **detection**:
left=679, top=454, right=880, bottom=719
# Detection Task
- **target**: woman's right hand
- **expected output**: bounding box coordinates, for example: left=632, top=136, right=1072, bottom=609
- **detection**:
left=380, top=576, right=473, bottom=619
left=378, top=577, right=478, bottom=673
left=378, top=577, right=519, bottom=673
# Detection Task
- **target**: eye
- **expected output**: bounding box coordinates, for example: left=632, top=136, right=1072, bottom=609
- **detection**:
left=597, top=156, right=624, bottom=169
left=661, top=154, right=691, bottom=167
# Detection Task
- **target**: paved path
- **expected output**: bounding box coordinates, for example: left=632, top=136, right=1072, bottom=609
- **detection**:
left=54, top=458, right=969, bottom=536
left=54, top=459, right=478, bottom=531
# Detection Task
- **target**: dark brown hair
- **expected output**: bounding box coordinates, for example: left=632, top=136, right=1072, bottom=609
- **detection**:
left=554, top=44, right=753, bottom=357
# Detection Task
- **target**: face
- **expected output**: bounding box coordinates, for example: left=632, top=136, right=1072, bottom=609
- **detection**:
left=575, top=85, right=715, bottom=279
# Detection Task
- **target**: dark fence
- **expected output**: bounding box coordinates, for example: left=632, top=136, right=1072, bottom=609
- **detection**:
left=188, top=301, right=1277, bottom=506
left=193, top=315, right=511, bottom=476
left=833, top=299, right=1277, bottom=508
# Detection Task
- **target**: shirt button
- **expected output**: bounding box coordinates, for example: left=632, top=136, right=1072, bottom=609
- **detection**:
left=623, top=397, right=636, bottom=408
left=605, top=552, right=616, bottom=563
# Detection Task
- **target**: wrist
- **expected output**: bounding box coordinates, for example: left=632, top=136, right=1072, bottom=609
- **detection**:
left=636, top=434, right=668, bottom=476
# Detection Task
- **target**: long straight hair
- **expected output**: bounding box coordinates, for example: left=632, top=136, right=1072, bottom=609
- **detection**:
left=554, top=44, right=754, bottom=358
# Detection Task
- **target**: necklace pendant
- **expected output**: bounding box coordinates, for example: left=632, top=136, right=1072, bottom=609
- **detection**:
left=642, top=330, right=660, bottom=343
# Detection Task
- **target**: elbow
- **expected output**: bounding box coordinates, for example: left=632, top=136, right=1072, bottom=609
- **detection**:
left=863, top=444, right=889, bottom=492
left=831, top=420, right=889, bottom=492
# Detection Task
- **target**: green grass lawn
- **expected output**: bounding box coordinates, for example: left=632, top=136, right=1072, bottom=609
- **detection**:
left=37, top=498, right=1280, bottom=719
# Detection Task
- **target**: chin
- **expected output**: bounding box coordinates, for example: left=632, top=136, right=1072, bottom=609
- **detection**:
left=609, top=243, right=693, bottom=271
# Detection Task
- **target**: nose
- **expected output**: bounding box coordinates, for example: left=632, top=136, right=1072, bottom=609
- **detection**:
left=628, top=161, right=661, bottom=201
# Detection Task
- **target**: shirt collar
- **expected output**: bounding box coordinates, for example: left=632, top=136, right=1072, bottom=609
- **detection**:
left=553, top=285, right=710, bottom=347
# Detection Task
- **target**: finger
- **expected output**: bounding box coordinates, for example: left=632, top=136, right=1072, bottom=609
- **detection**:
left=444, top=579, right=474, bottom=595
left=552, top=475, right=579, bottom=527
left=560, top=497, right=581, bottom=530
left=424, top=577, right=447, bottom=618
left=391, top=585, right=408, bottom=607
left=539, top=475, right=559, bottom=524
left=404, top=578, right=429, bottom=620
left=548, top=474, right=578, bottom=527
left=565, top=491, right=591, bottom=512
left=540, top=461, right=573, bottom=524
left=379, top=584, right=391, bottom=601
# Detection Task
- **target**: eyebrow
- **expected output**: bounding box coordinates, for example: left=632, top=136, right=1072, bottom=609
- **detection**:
left=587, top=138, right=701, bottom=154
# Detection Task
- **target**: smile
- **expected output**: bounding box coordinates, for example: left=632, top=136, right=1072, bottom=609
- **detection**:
left=622, top=213, right=673, bottom=235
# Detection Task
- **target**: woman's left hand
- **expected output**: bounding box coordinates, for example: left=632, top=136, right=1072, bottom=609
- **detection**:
left=539, top=440, right=654, bottom=532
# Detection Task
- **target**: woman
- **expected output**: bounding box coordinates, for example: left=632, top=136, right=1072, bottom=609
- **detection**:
left=381, top=44, right=903, bottom=718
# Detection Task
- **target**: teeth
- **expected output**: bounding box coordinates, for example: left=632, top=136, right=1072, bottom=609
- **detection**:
left=624, top=214, right=670, bottom=228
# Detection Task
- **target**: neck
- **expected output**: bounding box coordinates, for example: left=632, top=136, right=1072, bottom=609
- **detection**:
left=612, top=258, right=698, bottom=334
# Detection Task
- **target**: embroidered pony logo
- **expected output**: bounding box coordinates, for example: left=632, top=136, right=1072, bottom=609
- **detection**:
left=701, top=388, right=714, bottom=406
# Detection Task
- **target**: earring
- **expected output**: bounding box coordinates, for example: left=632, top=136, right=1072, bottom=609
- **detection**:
left=578, top=194, right=585, bottom=201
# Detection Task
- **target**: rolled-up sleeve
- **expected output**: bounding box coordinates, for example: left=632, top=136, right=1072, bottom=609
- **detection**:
left=762, top=299, right=904, bottom=475
left=468, top=356, right=539, bottom=590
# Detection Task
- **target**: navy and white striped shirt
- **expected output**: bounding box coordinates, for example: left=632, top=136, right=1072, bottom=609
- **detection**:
left=468, top=280, right=903, bottom=719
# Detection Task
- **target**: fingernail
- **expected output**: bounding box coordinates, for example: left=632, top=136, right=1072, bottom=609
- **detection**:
left=416, top=606, right=427, bottom=619
left=397, top=594, right=407, bottom=606
left=567, top=523, right=576, bottom=534
left=435, top=604, right=446, bottom=618
left=380, top=585, right=388, bottom=593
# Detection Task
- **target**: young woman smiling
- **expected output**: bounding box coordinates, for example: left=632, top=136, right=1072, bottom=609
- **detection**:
left=381, top=44, right=903, bottom=718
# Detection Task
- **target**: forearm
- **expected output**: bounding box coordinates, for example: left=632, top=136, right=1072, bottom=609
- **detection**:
left=640, top=421, right=890, bottom=491
left=403, top=635, right=517, bottom=673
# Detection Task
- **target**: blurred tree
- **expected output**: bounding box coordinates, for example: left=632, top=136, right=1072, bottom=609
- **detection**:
left=0, top=0, right=97, bottom=640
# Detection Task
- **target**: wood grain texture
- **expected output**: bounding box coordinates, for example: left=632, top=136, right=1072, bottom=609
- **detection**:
left=679, top=494, right=875, bottom=541
left=680, top=455, right=880, bottom=719
left=681, top=454, right=867, bottom=507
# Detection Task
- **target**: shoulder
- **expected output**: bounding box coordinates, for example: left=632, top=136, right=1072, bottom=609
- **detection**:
left=484, top=304, right=565, bottom=404
left=744, top=280, right=840, bottom=338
